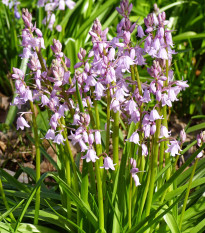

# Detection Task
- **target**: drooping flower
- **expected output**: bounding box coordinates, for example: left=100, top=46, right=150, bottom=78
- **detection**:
left=54, top=133, right=66, bottom=145
left=141, top=143, right=148, bottom=156
left=82, top=148, right=99, bottom=163
left=149, top=109, right=163, bottom=121
left=137, top=25, right=145, bottom=38
left=17, top=116, right=30, bottom=130
left=95, top=131, right=101, bottom=144
left=129, top=131, right=140, bottom=145
left=197, top=151, right=203, bottom=158
left=160, top=125, right=171, bottom=138
left=130, top=168, right=141, bottom=186
left=45, top=129, right=55, bottom=140
left=166, top=140, right=181, bottom=157
left=180, top=129, right=186, bottom=143
left=79, top=140, right=88, bottom=152
left=100, top=157, right=116, bottom=170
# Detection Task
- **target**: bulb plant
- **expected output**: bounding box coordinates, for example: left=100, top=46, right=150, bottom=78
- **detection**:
left=0, top=0, right=205, bottom=233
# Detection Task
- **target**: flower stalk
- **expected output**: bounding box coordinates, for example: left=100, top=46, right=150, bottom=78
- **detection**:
left=30, top=101, right=41, bottom=225
left=179, top=158, right=199, bottom=230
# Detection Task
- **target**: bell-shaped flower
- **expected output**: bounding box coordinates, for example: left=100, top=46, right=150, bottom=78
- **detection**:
left=137, top=25, right=145, bottom=38
left=17, top=116, right=30, bottom=130
left=59, top=0, right=65, bottom=10
left=158, top=48, right=168, bottom=60
left=110, top=99, right=120, bottom=113
left=94, top=82, right=105, bottom=100
left=65, top=0, right=76, bottom=9
left=41, top=95, right=50, bottom=106
left=166, top=140, right=181, bottom=157
left=49, top=113, right=60, bottom=130
left=130, top=168, right=141, bottom=186
left=117, top=56, right=134, bottom=73
left=144, top=124, right=151, bottom=138
left=161, top=94, right=172, bottom=107
left=82, top=148, right=99, bottom=163
left=129, top=131, right=140, bottom=145
left=141, top=144, right=148, bottom=156
left=95, top=131, right=101, bottom=145
left=160, top=126, right=171, bottom=138
left=54, top=133, right=66, bottom=145
left=197, top=151, right=203, bottom=158
left=79, top=139, right=88, bottom=152
left=88, top=133, right=94, bottom=145
left=180, top=129, right=186, bottom=143
left=150, top=124, right=156, bottom=135
left=142, top=89, right=151, bottom=103
left=149, top=109, right=163, bottom=121
left=168, top=88, right=178, bottom=102
left=130, top=158, right=137, bottom=168
left=45, top=129, right=55, bottom=140
left=100, top=157, right=116, bottom=170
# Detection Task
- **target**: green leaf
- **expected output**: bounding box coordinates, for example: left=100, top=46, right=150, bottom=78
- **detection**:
left=0, top=169, right=30, bottom=193
left=60, top=0, right=83, bottom=30
left=127, top=194, right=183, bottom=233
left=36, top=109, right=49, bottom=132
left=177, top=157, right=205, bottom=186
left=183, top=196, right=205, bottom=221
left=190, top=218, right=205, bottom=233
left=50, top=174, right=98, bottom=229
left=5, top=58, right=28, bottom=126
left=159, top=1, right=190, bottom=13
left=17, top=223, right=60, bottom=233
left=186, top=122, right=205, bottom=133
left=153, top=144, right=205, bottom=202
left=173, top=32, right=205, bottom=42
left=165, top=177, right=205, bottom=201
left=64, top=38, right=77, bottom=73
left=75, top=0, right=118, bottom=38
left=76, top=80, right=85, bottom=113
left=26, top=134, right=58, bottom=170
left=163, top=211, right=180, bottom=233
left=15, top=208, right=72, bottom=231
left=0, top=200, right=24, bottom=222
left=45, top=199, right=86, bottom=233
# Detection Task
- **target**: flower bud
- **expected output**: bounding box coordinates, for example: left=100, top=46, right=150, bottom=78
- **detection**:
left=180, top=129, right=186, bottom=143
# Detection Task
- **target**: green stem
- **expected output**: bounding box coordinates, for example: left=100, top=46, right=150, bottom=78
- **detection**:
left=30, top=101, right=41, bottom=225
left=128, top=175, right=133, bottom=229
left=164, top=59, right=172, bottom=194
left=81, top=160, right=88, bottom=204
left=61, top=119, right=79, bottom=195
left=106, top=86, right=111, bottom=155
left=112, top=111, right=119, bottom=169
left=159, top=58, right=170, bottom=189
left=134, top=65, right=142, bottom=95
left=93, top=96, right=104, bottom=231
left=60, top=119, right=80, bottom=227
left=172, top=154, right=180, bottom=219
left=179, top=158, right=199, bottom=230
left=145, top=110, right=161, bottom=217
left=136, top=162, right=151, bottom=223
left=0, top=178, right=16, bottom=222
left=61, top=58, right=72, bottom=85
left=130, top=65, right=135, bottom=92
left=60, top=144, right=72, bottom=218
left=134, top=65, right=144, bottom=179
left=65, top=154, right=72, bottom=218
left=95, top=160, right=105, bottom=231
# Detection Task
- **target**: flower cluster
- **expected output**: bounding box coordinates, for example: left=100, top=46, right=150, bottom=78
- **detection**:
left=12, top=0, right=189, bottom=175
left=37, top=0, right=76, bottom=31
left=2, top=0, right=21, bottom=19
